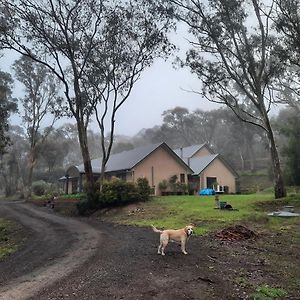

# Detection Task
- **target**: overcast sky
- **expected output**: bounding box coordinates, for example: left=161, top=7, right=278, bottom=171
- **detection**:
left=2, top=24, right=282, bottom=137
left=99, top=57, right=222, bottom=136
left=2, top=25, right=222, bottom=137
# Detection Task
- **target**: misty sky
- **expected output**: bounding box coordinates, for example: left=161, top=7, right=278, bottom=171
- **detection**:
left=98, top=58, right=222, bottom=136
left=4, top=52, right=221, bottom=137
left=2, top=24, right=282, bottom=137
left=1, top=25, right=222, bottom=137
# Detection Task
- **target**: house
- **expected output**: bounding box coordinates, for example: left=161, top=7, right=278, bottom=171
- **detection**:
left=173, top=144, right=238, bottom=194
left=61, top=142, right=193, bottom=195
left=61, top=142, right=238, bottom=195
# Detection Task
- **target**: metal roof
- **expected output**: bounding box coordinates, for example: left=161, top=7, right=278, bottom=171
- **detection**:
left=75, top=142, right=192, bottom=174
left=185, top=154, right=219, bottom=175
left=173, top=144, right=206, bottom=158
left=68, top=143, right=237, bottom=178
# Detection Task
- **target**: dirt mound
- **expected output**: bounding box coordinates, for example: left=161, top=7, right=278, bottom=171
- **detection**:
left=215, top=225, right=256, bottom=241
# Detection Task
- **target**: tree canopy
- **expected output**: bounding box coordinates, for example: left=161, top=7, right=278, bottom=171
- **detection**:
left=0, top=0, right=174, bottom=194
left=0, top=70, right=17, bottom=155
left=168, top=0, right=287, bottom=198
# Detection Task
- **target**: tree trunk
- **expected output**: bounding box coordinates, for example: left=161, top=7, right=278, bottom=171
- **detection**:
left=77, top=123, right=95, bottom=195
left=27, top=149, right=35, bottom=198
left=238, top=147, right=245, bottom=170
left=99, top=160, right=106, bottom=192
left=265, top=120, right=286, bottom=199
left=28, top=162, right=33, bottom=198
left=247, top=143, right=256, bottom=172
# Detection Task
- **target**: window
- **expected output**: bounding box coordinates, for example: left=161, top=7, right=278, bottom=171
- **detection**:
left=180, top=173, right=185, bottom=183
left=206, top=177, right=217, bottom=189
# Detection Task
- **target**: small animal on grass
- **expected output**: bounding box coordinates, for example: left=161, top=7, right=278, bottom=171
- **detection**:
left=151, top=225, right=194, bottom=256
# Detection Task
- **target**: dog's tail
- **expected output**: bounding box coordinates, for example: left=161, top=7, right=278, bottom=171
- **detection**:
left=151, top=225, right=163, bottom=233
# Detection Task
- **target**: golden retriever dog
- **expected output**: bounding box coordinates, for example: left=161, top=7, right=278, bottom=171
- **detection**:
left=151, top=225, right=194, bottom=256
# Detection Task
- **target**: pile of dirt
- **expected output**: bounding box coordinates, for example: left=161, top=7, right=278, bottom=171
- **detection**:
left=215, top=225, right=257, bottom=241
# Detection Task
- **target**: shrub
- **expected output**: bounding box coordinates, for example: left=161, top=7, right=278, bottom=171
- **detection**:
left=175, top=182, right=188, bottom=194
left=100, top=179, right=141, bottom=207
left=158, top=180, right=168, bottom=192
left=77, top=177, right=152, bottom=214
left=168, top=175, right=178, bottom=192
left=76, top=192, right=99, bottom=215
left=136, top=177, right=151, bottom=201
left=32, top=180, right=48, bottom=196
left=76, top=198, right=91, bottom=216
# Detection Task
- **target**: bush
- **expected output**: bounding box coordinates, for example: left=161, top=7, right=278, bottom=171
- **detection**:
left=77, top=177, right=152, bottom=215
left=76, top=192, right=99, bottom=215
left=76, top=198, right=91, bottom=216
left=136, top=177, right=151, bottom=201
left=175, top=182, right=188, bottom=194
left=100, top=179, right=141, bottom=207
left=158, top=180, right=168, bottom=192
left=32, top=180, right=48, bottom=196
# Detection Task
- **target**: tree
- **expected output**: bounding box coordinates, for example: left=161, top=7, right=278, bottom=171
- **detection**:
left=161, top=107, right=194, bottom=146
left=0, top=70, right=17, bottom=155
left=0, top=125, right=28, bottom=197
left=111, top=142, right=134, bottom=155
left=274, top=0, right=300, bottom=113
left=39, top=133, right=69, bottom=173
left=12, top=56, right=62, bottom=196
left=83, top=2, right=174, bottom=186
left=189, top=109, right=220, bottom=146
left=213, top=108, right=267, bottom=171
left=274, top=108, right=300, bottom=186
left=0, top=0, right=174, bottom=195
left=169, top=0, right=286, bottom=198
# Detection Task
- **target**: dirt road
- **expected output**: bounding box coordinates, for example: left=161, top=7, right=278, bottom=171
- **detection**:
left=0, top=201, right=299, bottom=299
left=0, top=202, right=101, bottom=300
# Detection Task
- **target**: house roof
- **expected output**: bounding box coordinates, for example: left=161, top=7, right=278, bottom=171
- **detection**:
left=185, top=154, right=238, bottom=177
left=173, top=144, right=207, bottom=158
left=74, top=142, right=193, bottom=174
left=185, top=154, right=219, bottom=174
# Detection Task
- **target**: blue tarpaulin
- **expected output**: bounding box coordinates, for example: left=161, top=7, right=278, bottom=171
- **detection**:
left=199, top=188, right=215, bottom=195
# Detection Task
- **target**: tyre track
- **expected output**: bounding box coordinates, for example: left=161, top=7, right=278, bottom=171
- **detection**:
left=0, top=202, right=102, bottom=300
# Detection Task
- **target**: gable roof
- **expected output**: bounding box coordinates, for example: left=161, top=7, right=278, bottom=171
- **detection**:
left=185, top=154, right=238, bottom=177
left=186, top=154, right=219, bottom=174
left=74, top=142, right=193, bottom=174
left=173, top=144, right=211, bottom=158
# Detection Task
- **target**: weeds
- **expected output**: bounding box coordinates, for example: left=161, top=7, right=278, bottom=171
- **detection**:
left=251, top=285, right=287, bottom=300
left=0, top=219, right=20, bottom=259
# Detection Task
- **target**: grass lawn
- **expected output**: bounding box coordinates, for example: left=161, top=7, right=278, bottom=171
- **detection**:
left=104, top=193, right=300, bottom=235
left=0, top=218, right=20, bottom=259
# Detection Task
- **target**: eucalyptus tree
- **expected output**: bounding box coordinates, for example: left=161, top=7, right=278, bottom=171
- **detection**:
left=0, top=70, right=17, bottom=155
left=13, top=56, right=63, bottom=196
left=0, top=125, right=27, bottom=196
left=0, top=0, right=174, bottom=194
left=274, top=108, right=300, bottom=186
left=274, top=0, right=300, bottom=113
left=160, top=107, right=194, bottom=147
left=168, top=0, right=286, bottom=198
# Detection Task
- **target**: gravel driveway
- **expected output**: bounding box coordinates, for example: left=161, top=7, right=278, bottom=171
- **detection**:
left=0, top=202, right=100, bottom=300
left=0, top=201, right=299, bottom=300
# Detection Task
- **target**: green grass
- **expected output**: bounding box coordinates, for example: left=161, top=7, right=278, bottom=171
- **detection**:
left=250, top=285, right=288, bottom=300
left=31, top=193, right=84, bottom=202
left=0, top=219, right=19, bottom=259
left=115, top=193, right=300, bottom=235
